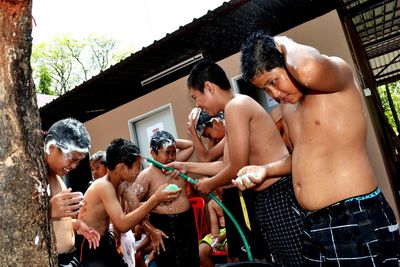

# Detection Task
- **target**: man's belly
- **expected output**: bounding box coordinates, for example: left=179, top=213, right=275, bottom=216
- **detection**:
left=53, top=218, right=75, bottom=254
left=292, top=149, right=377, bottom=211
left=293, top=167, right=377, bottom=211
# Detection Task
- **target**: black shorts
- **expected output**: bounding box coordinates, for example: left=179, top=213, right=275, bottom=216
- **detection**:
left=79, top=231, right=127, bottom=267
left=149, top=207, right=200, bottom=267
left=222, top=187, right=265, bottom=261
left=58, top=249, right=81, bottom=267
left=303, top=188, right=400, bottom=266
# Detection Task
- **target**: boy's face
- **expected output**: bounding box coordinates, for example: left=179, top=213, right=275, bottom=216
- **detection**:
left=190, top=87, right=219, bottom=116
left=90, top=159, right=107, bottom=180
left=251, top=68, right=303, bottom=104
left=153, top=145, right=176, bottom=165
left=46, top=144, right=87, bottom=177
left=202, top=120, right=225, bottom=141
left=122, top=157, right=142, bottom=183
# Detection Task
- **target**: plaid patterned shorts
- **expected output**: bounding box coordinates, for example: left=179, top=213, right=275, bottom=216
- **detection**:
left=303, top=188, right=400, bottom=266
left=254, top=176, right=304, bottom=266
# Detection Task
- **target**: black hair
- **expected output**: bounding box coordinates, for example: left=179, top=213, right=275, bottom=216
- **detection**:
left=45, top=118, right=91, bottom=153
left=150, top=130, right=176, bottom=154
left=187, top=59, right=231, bottom=93
left=106, top=138, right=140, bottom=171
left=196, top=111, right=225, bottom=136
left=90, top=150, right=107, bottom=167
left=240, top=31, right=285, bottom=82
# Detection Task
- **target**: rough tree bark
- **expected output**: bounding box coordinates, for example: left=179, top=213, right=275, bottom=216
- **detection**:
left=0, top=0, right=56, bottom=265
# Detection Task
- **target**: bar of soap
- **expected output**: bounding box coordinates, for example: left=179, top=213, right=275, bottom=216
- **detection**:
left=235, top=173, right=257, bottom=185
left=164, top=184, right=179, bottom=191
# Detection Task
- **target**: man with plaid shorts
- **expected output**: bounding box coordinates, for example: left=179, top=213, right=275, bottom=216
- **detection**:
left=237, top=31, right=400, bottom=266
left=184, top=59, right=304, bottom=265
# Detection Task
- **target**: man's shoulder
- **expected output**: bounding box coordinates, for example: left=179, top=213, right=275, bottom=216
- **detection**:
left=90, top=178, right=115, bottom=194
left=226, top=94, right=255, bottom=112
left=136, top=167, right=158, bottom=182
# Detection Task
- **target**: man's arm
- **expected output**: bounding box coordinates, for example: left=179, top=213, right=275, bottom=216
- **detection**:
left=201, top=100, right=251, bottom=193
left=233, top=154, right=292, bottom=191
left=187, top=112, right=225, bottom=162
left=195, top=137, right=225, bottom=162
left=208, top=201, right=220, bottom=237
left=72, top=219, right=100, bottom=249
left=176, top=139, right=194, bottom=162
left=100, top=182, right=180, bottom=233
left=166, top=160, right=225, bottom=177
left=275, top=36, right=353, bottom=92
left=122, top=180, right=169, bottom=254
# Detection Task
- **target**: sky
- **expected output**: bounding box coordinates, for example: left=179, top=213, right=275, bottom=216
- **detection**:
left=32, top=0, right=226, bottom=50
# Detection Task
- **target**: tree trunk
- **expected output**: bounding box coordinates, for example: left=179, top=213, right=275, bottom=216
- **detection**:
left=0, top=1, right=56, bottom=265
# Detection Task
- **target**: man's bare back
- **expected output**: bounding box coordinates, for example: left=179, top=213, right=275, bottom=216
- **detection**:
left=225, top=94, right=289, bottom=191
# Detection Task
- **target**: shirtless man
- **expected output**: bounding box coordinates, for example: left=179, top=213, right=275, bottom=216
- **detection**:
left=238, top=31, right=400, bottom=266
left=78, top=138, right=180, bottom=267
left=125, top=130, right=200, bottom=267
left=45, top=118, right=100, bottom=266
left=188, top=108, right=225, bottom=162
left=89, top=150, right=107, bottom=180
left=184, top=59, right=304, bottom=265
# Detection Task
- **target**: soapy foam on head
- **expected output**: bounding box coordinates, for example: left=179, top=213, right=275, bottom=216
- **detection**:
left=90, top=150, right=107, bottom=163
left=196, top=111, right=225, bottom=136
left=150, top=130, right=176, bottom=153
left=45, top=118, right=91, bottom=154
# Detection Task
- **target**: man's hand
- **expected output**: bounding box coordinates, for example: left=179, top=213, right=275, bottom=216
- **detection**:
left=153, top=184, right=181, bottom=204
left=232, top=165, right=267, bottom=191
left=50, top=188, right=84, bottom=219
left=164, top=161, right=187, bottom=175
left=194, top=177, right=213, bottom=195
left=187, top=107, right=201, bottom=136
left=148, top=228, right=168, bottom=254
left=74, top=219, right=100, bottom=249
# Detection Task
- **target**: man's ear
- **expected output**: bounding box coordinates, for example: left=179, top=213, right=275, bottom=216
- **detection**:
left=204, top=81, right=215, bottom=94
left=150, top=149, right=156, bottom=158
left=115, top=162, right=125, bottom=173
left=46, top=143, right=57, bottom=155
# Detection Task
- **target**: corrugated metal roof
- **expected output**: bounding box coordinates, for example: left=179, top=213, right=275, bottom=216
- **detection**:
left=340, top=0, right=400, bottom=85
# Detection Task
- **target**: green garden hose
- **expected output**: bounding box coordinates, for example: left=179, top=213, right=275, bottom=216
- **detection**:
left=146, top=157, right=253, bottom=261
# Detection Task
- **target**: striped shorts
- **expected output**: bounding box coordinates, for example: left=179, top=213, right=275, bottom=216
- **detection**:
left=303, top=188, right=400, bottom=266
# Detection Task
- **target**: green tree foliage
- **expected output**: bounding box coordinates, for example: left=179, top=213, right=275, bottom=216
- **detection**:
left=378, top=81, right=400, bottom=135
left=37, top=66, right=55, bottom=95
left=31, top=34, right=134, bottom=96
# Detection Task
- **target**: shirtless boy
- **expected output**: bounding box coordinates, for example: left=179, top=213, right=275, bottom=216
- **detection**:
left=45, top=118, right=100, bottom=266
left=199, top=189, right=227, bottom=267
left=185, top=59, right=304, bottom=265
left=188, top=108, right=225, bottom=162
left=238, top=31, right=400, bottom=265
left=89, top=150, right=107, bottom=180
left=126, top=130, right=200, bottom=267
left=78, top=138, right=180, bottom=267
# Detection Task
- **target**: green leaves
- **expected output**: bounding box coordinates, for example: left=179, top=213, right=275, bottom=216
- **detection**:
left=378, top=82, right=400, bottom=135
left=31, top=34, right=134, bottom=96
